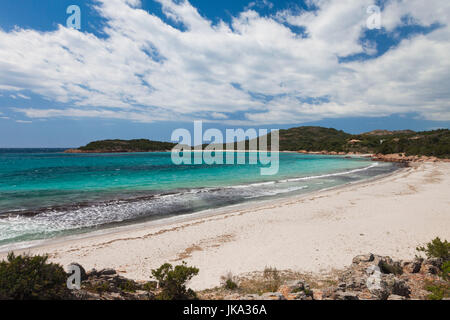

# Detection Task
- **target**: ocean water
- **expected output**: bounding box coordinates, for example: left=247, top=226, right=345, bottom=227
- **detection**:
left=0, top=149, right=399, bottom=247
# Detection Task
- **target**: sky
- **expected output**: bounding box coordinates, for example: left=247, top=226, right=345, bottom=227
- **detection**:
left=0, top=0, right=449, bottom=147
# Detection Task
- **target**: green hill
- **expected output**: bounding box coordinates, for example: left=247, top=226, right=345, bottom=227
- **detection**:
left=274, top=127, right=450, bottom=158
left=67, top=127, right=450, bottom=158
left=76, top=139, right=175, bottom=153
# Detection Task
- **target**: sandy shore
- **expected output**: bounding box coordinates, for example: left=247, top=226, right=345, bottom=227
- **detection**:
left=1, top=162, right=449, bottom=290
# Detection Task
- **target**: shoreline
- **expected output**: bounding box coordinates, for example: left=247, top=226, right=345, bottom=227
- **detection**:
left=1, top=162, right=448, bottom=291
left=0, top=160, right=398, bottom=252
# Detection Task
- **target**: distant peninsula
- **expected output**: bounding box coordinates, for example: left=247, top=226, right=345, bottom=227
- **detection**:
left=65, top=127, right=450, bottom=159
left=65, top=139, right=176, bottom=153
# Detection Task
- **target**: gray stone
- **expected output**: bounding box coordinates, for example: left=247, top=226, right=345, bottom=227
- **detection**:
left=134, top=290, right=153, bottom=300
left=289, top=292, right=307, bottom=300
left=98, top=268, right=117, bottom=276
left=261, top=292, right=286, bottom=300
left=366, top=265, right=381, bottom=276
left=352, top=254, right=375, bottom=264
left=391, top=278, right=411, bottom=297
left=284, top=280, right=309, bottom=292
left=333, top=291, right=359, bottom=300
left=403, top=259, right=422, bottom=273
left=388, top=294, right=406, bottom=300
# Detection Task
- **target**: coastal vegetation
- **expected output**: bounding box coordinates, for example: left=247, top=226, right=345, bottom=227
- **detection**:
left=67, top=127, right=450, bottom=158
left=151, top=262, right=199, bottom=300
left=0, top=237, right=448, bottom=300
left=273, top=127, right=450, bottom=158
left=416, top=237, right=450, bottom=261
left=0, top=253, right=71, bottom=300
left=70, top=139, right=176, bottom=153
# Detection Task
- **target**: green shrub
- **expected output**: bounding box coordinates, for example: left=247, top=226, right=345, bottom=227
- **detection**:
left=379, top=261, right=403, bottom=275
left=221, top=272, right=238, bottom=290
left=84, top=281, right=110, bottom=295
left=225, top=279, right=238, bottom=290
left=0, top=252, right=72, bottom=300
left=151, top=262, right=199, bottom=300
left=142, top=281, right=157, bottom=292
left=442, top=261, right=450, bottom=281
left=262, top=266, right=282, bottom=293
left=118, top=280, right=137, bottom=293
left=417, top=237, right=450, bottom=261
left=425, top=281, right=449, bottom=300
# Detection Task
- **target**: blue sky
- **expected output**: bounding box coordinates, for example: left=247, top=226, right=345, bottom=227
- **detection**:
left=0, top=0, right=449, bottom=147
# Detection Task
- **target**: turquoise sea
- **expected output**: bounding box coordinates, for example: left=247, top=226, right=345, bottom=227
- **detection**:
left=0, top=149, right=399, bottom=247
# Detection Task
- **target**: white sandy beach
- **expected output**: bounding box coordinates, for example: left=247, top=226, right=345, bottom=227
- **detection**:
left=1, top=162, right=449, bottom=290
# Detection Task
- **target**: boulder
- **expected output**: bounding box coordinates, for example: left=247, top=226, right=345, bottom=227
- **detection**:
left=352, top=254, right=375, bottom=264
left=402, top=259, right=423, bottom=274
left=388, top=294, right=406, bottom=300
left=384, top=275, right=411, bottom=297
left=378, top=258, right=403, bottom=275
left=261, top=292, right=286, bottom=300
left=333, top=291, right=359, bottom=300
left=97, top=268, right=117, bottom=276
left=420, top=259, right=442, bottom=275
left=243, top=294, right=261, bottom=300
left=424, top=258, right=443, bottom=268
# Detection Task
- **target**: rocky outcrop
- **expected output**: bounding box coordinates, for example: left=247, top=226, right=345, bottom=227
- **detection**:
left=69, top=254, right=446, bottom=300
left=208, top=254, right=446, bottom=301
left=372, top=153, right=450, bottom=163
left=70, top=267, right=157, bottom=300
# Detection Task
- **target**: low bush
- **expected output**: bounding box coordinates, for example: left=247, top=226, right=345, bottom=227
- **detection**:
left=425, top=280, right=449, bottom=300
left=0, top=252, right=72, bottom=300
left=221, top=272, right=238, bottom=290
left=151, top=262, right=199, bottom=300
left=442, top=261, right=450, bottom=281
left=417, top=237, right=449, bottom=261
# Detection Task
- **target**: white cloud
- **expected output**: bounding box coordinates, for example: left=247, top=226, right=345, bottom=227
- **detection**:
left=1, top=0, right=449, bottom=125
left=246, top=0, right=274, bottom=11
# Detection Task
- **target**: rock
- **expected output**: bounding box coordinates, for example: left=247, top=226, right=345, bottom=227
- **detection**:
left=344, top=277, right=367, bottom=291
left=134, top=290, right=154, bottom=300
left=261, top=292, right=286, bottom=300
left=366, top=265, right=382, bottom=275
left=243, top=294, right=261, bottom=300
left=424, top=258, right=443, bottom=268
left=284, top=280, right=310, bottom=292
left=224, top=294, right=242, bottom=300
left=337, top=282, right=347, bottom=290
left=312, top=290, right=324, bottom=300
left=366, top=274, right=389, bottom=300
left=288, top=292, right=307, bottom=300
left=97, top=268, right=117, bottom=276
left=87, top=268, right=99, bottom=277
left=384, top=275, right=410, bottom=297
left=388, top=294, right=406, bottom=300
left=352, top=254, right=375, bottom=264
left=333, top=291, right=359, bottom=300
left=392, top=279, right=411, bottom=297
left=402, top=259, right=423, bottom=274
left=421, top=265, right=440, bottom=275
left=279, top=280, right=312, bottom=299
left=378, top=258, right=403, bottom=275
left=108, top=292, right=124, bottom=300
